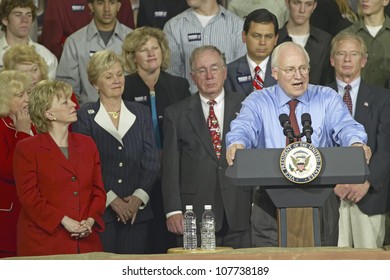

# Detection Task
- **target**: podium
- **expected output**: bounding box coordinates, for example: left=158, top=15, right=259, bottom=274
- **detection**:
left=225, top=147, right=369, bottom=247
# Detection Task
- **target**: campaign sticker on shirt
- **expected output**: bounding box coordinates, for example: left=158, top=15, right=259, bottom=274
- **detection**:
left=237, top=75, right=252, bottom=83
left=72, top=5, right=85, bottom=12
left=89, top=51, right=97, bottom=58
left=134, top=96, right=148, bottom=102
left=154, top=11, right=167, bottom=18
left=279, top=141, right=322, bottom=184
left=188, top=33, right=201, bottom=42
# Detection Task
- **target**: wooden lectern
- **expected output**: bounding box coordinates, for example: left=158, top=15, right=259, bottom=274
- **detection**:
left=225, top=147, right=369, bottom=247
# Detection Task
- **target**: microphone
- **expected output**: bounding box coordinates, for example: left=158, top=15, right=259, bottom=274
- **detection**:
left=301, top=113, right=313, bottom=143
left=279, top=114, right=295, bottom=144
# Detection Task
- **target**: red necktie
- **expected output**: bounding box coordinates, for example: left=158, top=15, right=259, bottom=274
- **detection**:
left=288, top=99, right=301, bottom=144
left=207, top=100, right=222, bottom=159
left=253, top=66, right=264, bottom=90
left=343, top=84, right=353, bottom=115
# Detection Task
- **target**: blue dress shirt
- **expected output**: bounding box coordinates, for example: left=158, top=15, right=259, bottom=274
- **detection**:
left=226, top=84, right=367, bottom=149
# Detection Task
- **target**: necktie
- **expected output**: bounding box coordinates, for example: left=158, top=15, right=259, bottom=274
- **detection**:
left=150, top=91, right=161, bottom=149
left=288, top=99, right=301, bottom=144
left=253, top=65, right=264, bottom=91
left=207, top=100, right=222, bottom=159
left=343, top=84, right=353, bottom=115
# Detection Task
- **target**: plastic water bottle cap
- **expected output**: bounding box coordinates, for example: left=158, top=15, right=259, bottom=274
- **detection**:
left=204, top=205, right=212, bottom=210
left=185, top=205, right=193, bottom=210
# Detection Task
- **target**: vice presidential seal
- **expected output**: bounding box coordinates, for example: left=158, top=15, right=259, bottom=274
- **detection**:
left=279, top=142, right=322, bottom=184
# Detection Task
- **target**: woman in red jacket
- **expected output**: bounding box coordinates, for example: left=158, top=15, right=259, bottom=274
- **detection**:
left=0, top=70, right=35, bottom=258
left=13, top=80, right=106, bottom=256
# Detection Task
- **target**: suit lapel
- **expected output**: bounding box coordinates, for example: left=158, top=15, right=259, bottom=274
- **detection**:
left=354, top=82, right=372, bottom=125
left=40, top=133, right=76, bottom=175
left=237, top=57, right=253, bottom=95
left=187, top=94, right=219, bottom=161
left=264, top=58, right=276, bottom=87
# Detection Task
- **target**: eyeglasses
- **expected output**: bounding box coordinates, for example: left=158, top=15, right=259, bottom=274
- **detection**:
left=334, top=51, right=363, bottom=58
left=192, top=65, right=225, bottom=77
left=275, top=65, right=310, bottom=77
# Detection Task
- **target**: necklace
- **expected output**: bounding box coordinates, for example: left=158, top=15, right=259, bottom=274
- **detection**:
left=107, top=110, right=120, bottom=119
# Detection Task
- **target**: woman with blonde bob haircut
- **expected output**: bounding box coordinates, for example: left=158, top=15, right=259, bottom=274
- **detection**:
left=73, top=50, right=159, bottom=254
left=13, top=79, right=106, bottom=256
left=0, top=70, right=35, bottom=258
left=121, top=26, right=190, bottom=253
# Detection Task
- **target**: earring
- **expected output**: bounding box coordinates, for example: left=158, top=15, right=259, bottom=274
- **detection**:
left=53, top=116, right=57, bottom=121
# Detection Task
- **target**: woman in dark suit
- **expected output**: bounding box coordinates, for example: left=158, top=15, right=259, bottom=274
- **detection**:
left=72, top=50, right=160, bottom=254
left=13, top=80, right=106, bottom=256
left=0, top=71, right=35, bottom=258
left=121, top=26, right=190, bottom=253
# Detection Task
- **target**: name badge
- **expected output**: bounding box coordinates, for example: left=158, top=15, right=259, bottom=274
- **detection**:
left=89, top=51, right=97, bottom=58
left=134, top=96, right=148, bottom=102
left=154, top=11, right=167, bottom=18
left=72, top=5, right=85, bottom=12
left=188, top=33, right=201, bottom=42
left=237, top=75, right=252, bottom=83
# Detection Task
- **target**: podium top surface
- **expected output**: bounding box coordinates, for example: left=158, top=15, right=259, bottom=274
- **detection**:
left=225, top=147, right=369, bottom=186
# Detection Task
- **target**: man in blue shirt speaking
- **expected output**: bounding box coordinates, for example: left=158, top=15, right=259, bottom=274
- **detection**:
left=226, top=41, right=371, bottom=247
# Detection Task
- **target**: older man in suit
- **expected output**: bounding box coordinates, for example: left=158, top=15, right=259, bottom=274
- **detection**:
left=225, top=9, right=278, bottom=96
left=329, top=32, right=390, bottom=248
left=162, top=45, right=252, bottom=248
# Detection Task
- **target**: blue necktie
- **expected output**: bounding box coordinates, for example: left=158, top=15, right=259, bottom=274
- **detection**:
left=150, top=92, right=161, bottom=149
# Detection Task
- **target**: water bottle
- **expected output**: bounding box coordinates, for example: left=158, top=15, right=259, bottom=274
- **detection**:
left=201, top=205, right=216, bottom=250
left=183, top=205, right=197, bottom=250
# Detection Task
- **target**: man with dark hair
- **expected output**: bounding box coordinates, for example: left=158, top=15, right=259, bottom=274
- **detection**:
left=225, top=8, right=278, bottom=96
left=41, top=0, right=135, bottom=60
left=56, top=0, right=132, bottom=106
left=0, top=0, right=57, bottom=78
left=277, top=0, right=333, bottom=85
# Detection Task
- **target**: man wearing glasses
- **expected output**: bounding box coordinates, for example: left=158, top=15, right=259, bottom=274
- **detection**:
left=226, top=41, right=370, bottom=247
left=162, top=45, right=252, bottom=248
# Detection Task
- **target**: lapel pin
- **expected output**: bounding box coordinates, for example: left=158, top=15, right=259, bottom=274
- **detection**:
left=87, top=109, right=95, bottom=114
left=363, top=102, right=369, bottom=107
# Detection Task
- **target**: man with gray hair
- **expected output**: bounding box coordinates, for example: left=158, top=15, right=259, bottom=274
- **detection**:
left=328, top=32, right=390, bottom=248
left=162, top=45, right=252, bottom=248
left=226, top=41, right=370, bottom=247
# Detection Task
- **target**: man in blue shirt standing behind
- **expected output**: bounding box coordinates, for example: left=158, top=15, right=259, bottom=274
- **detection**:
left=226, top=41, right=371, bottom=247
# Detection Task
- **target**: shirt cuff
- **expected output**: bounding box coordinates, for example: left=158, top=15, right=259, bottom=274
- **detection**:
left=166, top=210, right=182, bottom=219
left=133, top=188, right=149, bottom=210
left=106, top=190, right=118, bottom=207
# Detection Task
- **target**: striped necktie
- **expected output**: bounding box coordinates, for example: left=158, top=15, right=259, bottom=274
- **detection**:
left=253, top=66, right=264, bottom=90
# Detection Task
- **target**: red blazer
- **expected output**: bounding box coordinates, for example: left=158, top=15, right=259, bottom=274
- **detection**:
left=0, top=117, right=36, bottom=258
left=13, top=132, right=106, bottom=256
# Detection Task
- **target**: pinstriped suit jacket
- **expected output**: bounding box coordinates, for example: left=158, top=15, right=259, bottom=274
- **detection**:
left=72, top=100, right=160, bottom=223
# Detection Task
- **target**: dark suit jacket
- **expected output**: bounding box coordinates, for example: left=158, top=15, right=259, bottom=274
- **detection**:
left=329, top=81, right=390, bottom=215
left=225, top=55, right=277, bottom=96
left=72, top=100, right=160, bottom=223
left=122, top=71, right=190, bottom=145
left=137, top=0, right=189, bottom=29
left=13, top=133, right=106, bottom=256
left=162, top=91, right=252, bottom=232
left=278, top=24, right=334, bottom=85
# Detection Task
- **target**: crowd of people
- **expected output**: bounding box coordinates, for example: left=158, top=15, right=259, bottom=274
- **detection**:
left=1, top=0, right=390, bottom=258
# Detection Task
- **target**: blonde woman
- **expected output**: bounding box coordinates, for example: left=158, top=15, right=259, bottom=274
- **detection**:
left=0, top=70, right=34, bottom=258
left=13, top=80, right=106, bottom=256
left=3, top=44, right=80, bottom=109
left=72, top=50, right=159, bottom=254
